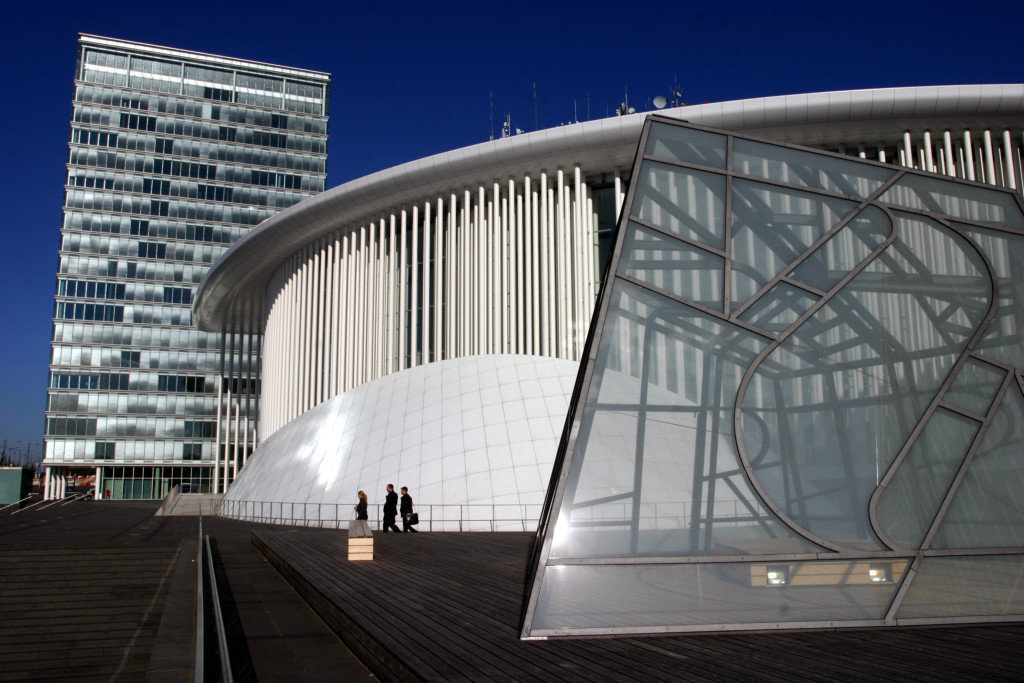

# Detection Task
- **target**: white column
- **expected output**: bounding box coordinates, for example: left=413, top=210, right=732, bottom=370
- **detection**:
left=435, top=197, right=444, bottom=361
left=388, top=213, right=397, bottom=373
left=902, top=131, right=914, bottom=168
left=943, top=130, right=956, bottom=177
left=983, top=129, right=997, bottom=184
left=1002, top=130, right=1017, bottom=190
left=461, top=189, right=471, bottom=356
left=539, top=171, right=550, bottom=357
left=411, top=204, right=419, bottom=367
left=476, top=186, right=486, bottom=355
left=923, top=130, right=935, bottom=173
left=556, top=168, right=567, bottom=359
left=422, top=201, right=432, bottom=364
left=491, top=181, right=501, bottom=353
left=515, top=179, right=525, bottom=354
left=399, top=208, right=408, bottom=370
left=963, top=130, right=976, bottom=181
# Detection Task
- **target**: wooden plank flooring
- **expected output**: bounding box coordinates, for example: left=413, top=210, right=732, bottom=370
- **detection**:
left=252, top=529, right=1024, bottom=682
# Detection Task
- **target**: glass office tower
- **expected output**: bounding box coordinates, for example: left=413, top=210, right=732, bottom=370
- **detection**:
left=44, top=35, right=329, bottom=498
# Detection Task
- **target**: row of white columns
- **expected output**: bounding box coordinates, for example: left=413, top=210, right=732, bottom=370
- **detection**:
left=213, top=310, right=260, bottom=493
left=841, top=127, right=1022, bottom=191
left=260, top=166, right=622, bottom=436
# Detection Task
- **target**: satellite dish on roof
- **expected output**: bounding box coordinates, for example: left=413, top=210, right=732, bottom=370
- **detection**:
left=653, top=95, right=667, bottom=109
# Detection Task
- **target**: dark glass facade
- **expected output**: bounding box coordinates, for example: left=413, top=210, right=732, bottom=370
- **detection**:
left=44, top=35, right=329, bottom=498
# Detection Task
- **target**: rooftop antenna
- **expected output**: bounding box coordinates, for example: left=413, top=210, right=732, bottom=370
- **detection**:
left=489, top=91, right=494, bottom=141
left=616, top=86, right=635, bottom=116
left=671, top=75, right=684, bottom=107
left=533, top=82, right=538, bottom=131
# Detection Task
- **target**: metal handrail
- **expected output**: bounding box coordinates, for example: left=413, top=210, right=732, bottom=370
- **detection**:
left=204, top=535, right=233, bottom=683
left=0, top=495, right=32, bottom=513
left=194, top=519, right=205, bottom=680
left=216, top=499, right=544, bottom=532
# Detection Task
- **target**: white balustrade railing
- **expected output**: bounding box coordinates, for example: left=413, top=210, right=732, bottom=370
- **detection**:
left=216, top=499, right=544, bottom=532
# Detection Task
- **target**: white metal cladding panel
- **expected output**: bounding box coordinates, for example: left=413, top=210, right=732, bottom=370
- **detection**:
left=221, top=354, right=579, bottom=529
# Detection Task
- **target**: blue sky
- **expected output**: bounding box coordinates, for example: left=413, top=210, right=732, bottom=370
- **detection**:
left=0, top=0, right=1020, bottom=458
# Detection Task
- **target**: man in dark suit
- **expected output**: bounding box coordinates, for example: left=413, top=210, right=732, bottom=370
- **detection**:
left=383, top=484, right=400, bottom=532
left=401, top=486, right=418, bottom=533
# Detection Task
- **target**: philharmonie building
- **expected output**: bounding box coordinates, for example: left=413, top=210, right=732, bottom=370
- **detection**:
left=195, top=85, right=1024, bottom=635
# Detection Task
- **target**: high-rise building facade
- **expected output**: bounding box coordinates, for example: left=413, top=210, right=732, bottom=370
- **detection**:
left=44, top=35, right=329, bottom=498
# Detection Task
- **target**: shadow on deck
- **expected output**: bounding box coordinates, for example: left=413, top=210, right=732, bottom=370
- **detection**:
left=253, top=527, right=1024, bottom=682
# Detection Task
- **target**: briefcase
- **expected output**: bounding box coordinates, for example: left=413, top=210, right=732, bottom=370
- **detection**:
left=404, top=512, right=419, bottom=526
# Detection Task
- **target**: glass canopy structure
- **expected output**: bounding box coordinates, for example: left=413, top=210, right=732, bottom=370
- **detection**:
left=522, top=117, right=1024, bottom=637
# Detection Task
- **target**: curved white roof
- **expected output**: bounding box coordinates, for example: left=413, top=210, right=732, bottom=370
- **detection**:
left=220, top=354, right=579, bottom=530
left=195, top=84, right=1024, bottom=330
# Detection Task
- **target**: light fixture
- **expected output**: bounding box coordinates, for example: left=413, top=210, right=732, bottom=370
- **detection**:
left=766, top=565, right=788, bottom=586
left=869, top=563, right=892, bottom=583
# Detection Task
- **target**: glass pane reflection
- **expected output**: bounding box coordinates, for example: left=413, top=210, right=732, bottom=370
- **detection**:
left=733, top=138, right=894, bottom=197
left=789, top=205, right=891, bottom=291
left=556, top=281, right=818, bottom=559
left=534, top=560, right=908, bottom=631
left=943, top=358, right=1004, bottom=417
left=619, top=223, right=723, bottom=310
left=644, top=125, right=727, bottom=170
left=875, top=408, right=979, bottom=549
left=730, top=180, right=858, bottom=306
left=634, top=163, right=726, bottom=249
left=932, top=387, right=1024, bottom=549
left=896, top=555, right=1024, bottom=619
left=742, top=215, right=990, bottom=549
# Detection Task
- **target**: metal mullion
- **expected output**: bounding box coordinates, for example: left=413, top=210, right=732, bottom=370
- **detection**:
left=936, top=401, right=988, bottom=423
left=520, top=116, right=656, bottom=638
left=627, top=215, right=728, bottom=258
left=616, top=272, right=773, bottom=341
left=882, top=374, right=1015, bottom=623
left=545, top=550, right=916, bottom=566
left=729, top=174, right=904, bottom=321
left=730, top=208, right=901, bottom=553
left=867, top=211, right=1003, bottom=548
left=723, top=134, right=734, bottom=316
left=922, top=546, right=1024, bottom=558
left=920, top=372, right=1014, bottom=551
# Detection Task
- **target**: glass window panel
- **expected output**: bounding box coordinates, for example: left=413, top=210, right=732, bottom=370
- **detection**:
left=880, top=174, right=1024, bottom=228
left=633, top=163, right=726, bottom=249
left=644, top=125, right=726, bottom=169
left=733, top=138, right=895, bottom=198
left=943, top=358, right=1005, bottom=416
left=554, top=281, right=815, bottom=559
left=955, top=223, right=1024, bottom=368
left=741, top=214, right=991, bottom=549
left=533, top=560, right=909, bottom=631
left=790, top=205, right=892, bottom=291
left=932, top=387, right=1024, bottom=549
left=875, top=408, right=979, bottom=548
left=619, top=223, right=723, bottom=310
left=730, top=179, right=858, bottom=306
left=895, top=555, right=1024, bottom=619
left=737, top=282, right=818, bottom=333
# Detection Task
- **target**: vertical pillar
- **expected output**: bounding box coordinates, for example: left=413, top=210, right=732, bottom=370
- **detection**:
left=963, top=130, right=976, bottom=181
left=983, top=129, right=997, bottom=184
left=923, top=130, right=935, bottom=173
left=1002, top=130, right=1017, bottom=190
left=943, top=130, right=956, bottom=177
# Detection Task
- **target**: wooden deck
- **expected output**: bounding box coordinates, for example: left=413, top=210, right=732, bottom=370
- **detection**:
left=252, top=528, right=1024, bottom=682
